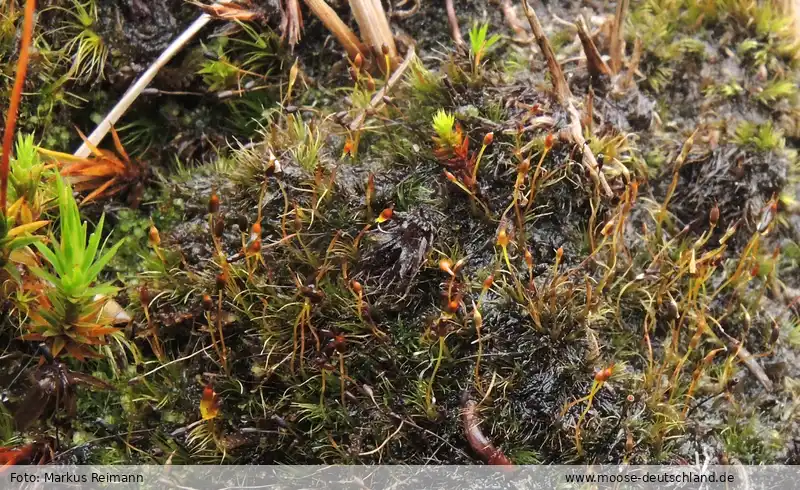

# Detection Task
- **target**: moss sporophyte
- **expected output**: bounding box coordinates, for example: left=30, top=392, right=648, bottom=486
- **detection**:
left=0, top=0, right=799, bottom=468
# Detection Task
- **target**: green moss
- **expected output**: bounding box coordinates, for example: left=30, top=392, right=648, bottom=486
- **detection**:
left=733, top=121, right=785, bottom=151
left=407, top=59, right=447, bottom=119
left=2, top=0, right=799, bottom=467
left=721, top=415, right=782, bottom=464
left=287, top=114, right=324, bottom=172
left=756, top=79, right=798, bottom=105
left=0, top=402, right=17, bottom=446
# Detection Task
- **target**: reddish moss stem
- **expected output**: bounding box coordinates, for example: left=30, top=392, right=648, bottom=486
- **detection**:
left=1, top=0, right=36, bottom=214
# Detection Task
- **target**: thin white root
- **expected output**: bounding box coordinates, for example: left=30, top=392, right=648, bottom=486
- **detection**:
left=74, top=14, right=213, bottom=158
left=358, top=420, right=404, bottom=455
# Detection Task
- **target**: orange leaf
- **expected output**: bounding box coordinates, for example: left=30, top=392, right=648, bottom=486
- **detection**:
left=63, top=164, right=118, bottom=178
left=84, top=326, right=120, bottom=337
left=0, top=444, right=34, bottom=467
left=51, top=337, right=66, bottom=358
left=200, top=384, right=221, bottom=420
left=65, top=343, right=87, bottom=362
left=67, top=333, right=108, bottom=346
left=65, top=343, right=103, bottom=361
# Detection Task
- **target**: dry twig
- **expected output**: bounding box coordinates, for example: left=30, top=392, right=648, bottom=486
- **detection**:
left=735, top=345, right=774, bottom=392
left=350, top=0, right=399, bottom=65
left=520, top=0, right=612, bottom=197
left=348, top=47, right=417, bottom=131
left=445, top=0, right=465, bottom=48
left=788, top=0, right=800, bottom=46
left=74, top=14, right=212, bottom=158
left=520, top=0, right=570, bottom=103
left=609, top=0, right=629, bottom=74
left=619, top=37, right=642, bottom=90
left=303, top=0, right=368, bottom=60
left=575, top=16, right=611, bottom=84
left=281, top=0, right=304, bottom=49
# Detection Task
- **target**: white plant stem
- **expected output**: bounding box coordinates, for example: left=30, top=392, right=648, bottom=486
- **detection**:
left=73, top=14, right=212, bottom=158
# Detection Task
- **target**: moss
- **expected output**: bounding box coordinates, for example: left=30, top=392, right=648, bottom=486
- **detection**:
left=0, top=402, right=16, bottom=446
left=734, top=121, right=785, bottom=151
left=721, top=415, right=783, bottom=464
left=2, top=0, right=799, bottom=468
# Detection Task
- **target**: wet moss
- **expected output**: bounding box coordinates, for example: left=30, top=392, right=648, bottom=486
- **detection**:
left=2, top=0, right=800, bottom=467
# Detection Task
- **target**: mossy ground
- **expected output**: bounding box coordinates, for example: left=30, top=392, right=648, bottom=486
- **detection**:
left=1, top=0, right=800, bottom=465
